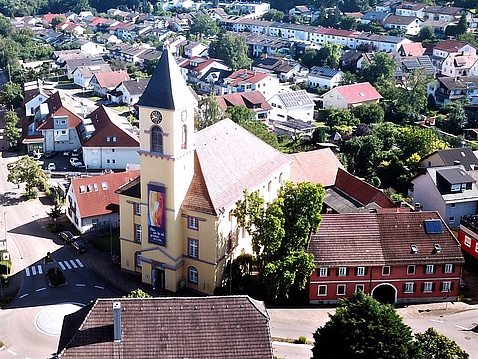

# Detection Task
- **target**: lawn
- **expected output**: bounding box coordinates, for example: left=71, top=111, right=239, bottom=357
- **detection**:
left=89, top=229, right=120, bottom=253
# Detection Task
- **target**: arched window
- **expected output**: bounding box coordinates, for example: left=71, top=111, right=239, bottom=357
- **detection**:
left=151, top=126, right=163, bottom=153
left=181, top=124, right=187, bottom=149
left=188, top=266, right=198, bottom=284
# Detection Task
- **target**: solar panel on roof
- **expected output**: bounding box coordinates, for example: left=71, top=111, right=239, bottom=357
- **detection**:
left=424, top=219, right=443, bottom=234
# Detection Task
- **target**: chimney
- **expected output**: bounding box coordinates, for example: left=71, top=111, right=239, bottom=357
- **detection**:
left=454, top=160, right=461, bottom=165
left=113, top=302, right=122, bottom=343
left=414, top=202, right=421, bottom=212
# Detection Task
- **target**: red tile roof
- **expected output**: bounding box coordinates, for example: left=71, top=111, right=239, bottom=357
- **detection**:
left=308, top=211, right=465, bottom=267
left=400, top=42, right=426, bottom=56
left=226, top=69, right=269, bottom=86
left=316, top=27, right=359, bottom=37
left=216, top=91, right=272, bottom=112
left=92, top=71, right=130, bottom=88
left=334, top=82, right=382, bottom=105
left=57, top=296, right=273, bottom=358
left=433, top=39, right=472, bottom=53
left=334, top=168, right=394, bottom=208
left=36, top=91, right=83, bottom=131
left=71, top=170, right=140, bottom=218
left=179, top=56, right=216, bottom=72
left=289, top=149, right=344, bottom=187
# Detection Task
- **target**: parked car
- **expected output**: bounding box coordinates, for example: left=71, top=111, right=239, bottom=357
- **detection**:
left=71, top=148, right=82, bottom=158
left=70, top=158, right=83, bottom=168
left=32, top=152, right=42, bottom=160
left=47, top=163, right=56, bottom=171
left=71, top=239, right=87, bottom=254
left=62, top=150, right=71, bottom=157
left=44, top=151, right=58, bottom=159
left=58, top=231, right=74, bottom=244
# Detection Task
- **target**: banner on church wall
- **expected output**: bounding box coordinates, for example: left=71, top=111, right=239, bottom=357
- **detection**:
left=148, top=184, right=166, bottom=246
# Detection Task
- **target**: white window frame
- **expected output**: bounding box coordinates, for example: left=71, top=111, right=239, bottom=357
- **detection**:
left=357, top=266, right=365, bottom=276
left=188, top=216, right=199, bottom=230
left=423, top=282, right=433, bottom=293
left=188, top=238, right=199, bottom=259
left=441, top=281, right=451, bottom=292
left=355, top=284, right=364, bottom=293
left=188, top=266, right=198, bottom=284
left=136, top=253, right=142, bottom=267
left=318, top=285, right=327, bottom=296
left=319, top=268, right=328, bottom=277
left=476, top=241, right=478, bottom=253
left=425, top=264, right=434, bottom=274
left=444, top=264, right=453, bottom=274
left=382, top=266, right=391, bottom=276
left=134, top=203, right=141, bottom=215
left=338, top=267, right=347, bottom=276
left=134, top=224, right=142, bottom=243
left=337, top=284, right=346, bottom=295
left=407, top=265, right=415, bottom=275
left=465, top=235, right=471, bottom=247
left=404, top=282, right=414, bottom=293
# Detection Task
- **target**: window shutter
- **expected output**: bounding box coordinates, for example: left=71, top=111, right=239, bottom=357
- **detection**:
left=327, top=268, right=330, bottom=277
left=355, top=267, right=358, bottom=276
left=402, top=283, right=407, bottom=292
left=450, top=282, right=455, bottom=292
left=336, top=268, right=339, bottom=276
left=423, top=265, right=427, bottom=274
left=432, top=282, right=436, bottom=291
left=433, top=265, right=436, bottom=274
left=442, top=265, right=446, bottom=274
left=346, top=268, right=349, bottom=276
left=413, top=283, right=416, bottom=292
left=451, top=264, right=455, bottom=273
left=421, top=283, right=425, bottom=292
left=364, top=267, right=368, bottom=276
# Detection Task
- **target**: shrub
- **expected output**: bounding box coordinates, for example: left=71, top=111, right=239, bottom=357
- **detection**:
left=298, top=336, right=307, bottom=344
left=47, top=267, right=66, bottom=286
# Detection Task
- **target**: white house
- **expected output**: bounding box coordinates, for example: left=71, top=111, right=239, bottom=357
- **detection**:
left=268, top=90, right=315, bottom=122
left=80, top=105, right=140, bottom=170
left=322, top=82, right=382, bottom=109
left=110, top=78, right=150, bottom=106
left=307, top=66, right=344, bottom=89
left=72, top=63, right=112, bottom=89
left=383, top=15, right=422, bottom=35
left=222, top=69, right=280, bottom=99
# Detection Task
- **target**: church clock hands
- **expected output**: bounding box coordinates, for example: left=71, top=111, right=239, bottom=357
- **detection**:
left=150, top=110, right=162, bottom=124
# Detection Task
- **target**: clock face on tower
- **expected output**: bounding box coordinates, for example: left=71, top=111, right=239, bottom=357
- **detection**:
left=150, top=110, right=162, bottom=124
left=181, top=109, right=187, bottom=122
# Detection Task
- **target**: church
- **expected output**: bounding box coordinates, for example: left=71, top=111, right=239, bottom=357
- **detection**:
left=118, top=50, right=292, bottom=294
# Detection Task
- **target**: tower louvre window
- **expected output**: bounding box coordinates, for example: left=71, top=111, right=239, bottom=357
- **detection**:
left=151, top=127, right=163, bottom=154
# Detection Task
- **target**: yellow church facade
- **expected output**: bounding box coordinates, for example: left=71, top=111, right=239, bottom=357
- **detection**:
left=118, top=50, right=291, bottom=294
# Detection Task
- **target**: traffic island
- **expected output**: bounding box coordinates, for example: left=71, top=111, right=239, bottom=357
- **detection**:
left=46, top=267, right=67, bottom=287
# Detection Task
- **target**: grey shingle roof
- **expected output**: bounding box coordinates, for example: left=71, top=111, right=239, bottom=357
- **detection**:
left=309, top=66, right=341, bottom=78
left=57, top=296, right=273, bottom=358
left=277, top=90, right=314, bottom=108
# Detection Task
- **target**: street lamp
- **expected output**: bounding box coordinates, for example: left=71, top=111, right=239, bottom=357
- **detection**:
left=2, top=211, right=6, bottom=251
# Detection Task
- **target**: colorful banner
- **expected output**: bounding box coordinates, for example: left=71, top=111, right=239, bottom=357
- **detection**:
left=148, top=184, right=166, bottom=246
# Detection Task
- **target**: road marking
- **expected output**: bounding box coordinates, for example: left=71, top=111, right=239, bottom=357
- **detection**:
left=7, top=349, right=17, bottom=355
left=58, top=262, right=66, bottom=270
left=76, top=259, right=84, bottom=267
left=31, top=266, right=36, bottom=275
left=94, top=285, right=104, bottom=290
left=75, top=283, right=86, bottom=287
left=455, top=324, right=470, bottom=330
left=19, top=293, right=28, bottom=299
left=25, top=267, right=30, bottom=277
left=431, top=319, right=444, bottom=323
left=37, top=265, right=43, bottom=274
left=36, top=287, right=46, bottom=292
left=69, top=259, right=78, bottom=268
left=63, top=261, right=72, bottom=270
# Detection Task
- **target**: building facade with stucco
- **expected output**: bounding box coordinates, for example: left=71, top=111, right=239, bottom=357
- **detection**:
left=118, top=50, right=291, bottom=295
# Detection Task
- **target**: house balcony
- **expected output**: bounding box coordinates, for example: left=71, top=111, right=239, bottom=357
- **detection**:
left=460, top=214, right=478, bottom=234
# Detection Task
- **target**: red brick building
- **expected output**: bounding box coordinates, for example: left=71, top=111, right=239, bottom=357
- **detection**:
left=457, top=215, right=478, bottom=260
left=307, top=211, right=464, bottom=305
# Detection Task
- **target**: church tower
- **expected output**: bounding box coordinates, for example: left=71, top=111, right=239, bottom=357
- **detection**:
left=135, top=49, right=197, bottom=291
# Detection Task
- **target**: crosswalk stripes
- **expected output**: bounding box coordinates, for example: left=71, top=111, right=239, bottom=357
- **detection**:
left=24, top=259, right=84, bottom=277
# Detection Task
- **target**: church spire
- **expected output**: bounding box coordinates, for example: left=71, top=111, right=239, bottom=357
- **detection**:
left=137, top=48, right=196, bottom=110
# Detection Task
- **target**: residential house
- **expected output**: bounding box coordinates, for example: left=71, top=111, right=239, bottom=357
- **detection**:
left=72, top=63, right=112, bottom=89
left=410, top=165, right=478, bottom=227
left=137, top=48, right=163, bottom=69
left=268, top=90, right=315, bottom=122
left=182, top=41, right=208, bottom=58
left=394, top=55, right=435, bottom=85
left=118, top=50, right=292, bottom=294
left=272, top=118, right=317, bottom=138
left=288, top=5, right=319, bottom=22
left=108, top=43, right=149, bottom=64
left=197, top=67, right=233, bottom=95
left=42, top=13, right=67, bottom=27
left=376, top=0, right=400, bottom=13
left=432, top=75, right=478, bottom=106
left=97, top=33, right=120, bottom=45
left=109, top=78, right=150, bottom=106
left=383, top=15, right=422, bottom=35
left=323, top=168, right=395, bottom=213
left=307, top=66, right=344, bottom=89
left=360, top=11, right=391, bottom=25
left=253, top=56, right=302, bottom=82
left=56, top=21, right=86, bottom=36
left=322, top=82, right=382, bottom=109
left=179, top=56, right=228, bottom=86
left=90, top=71, right=131, bottom=97
left=66, top=170, right=140, bottom=234
left=24, top=91, right=83, bottom=154
left=64, top=57, right=108, bottom=79
left=23, top=81, right=55, bottom=117
left=441, top=52, right=478, bottom=77
left=457, top=214, right=478, bottom=261
left=241, top=32, right=291, bottom=58
left=421, top=148, right=478, bottom=171
left=77, top=39, right=107, bottom=57
left=398, top=42, right=426, bottom=56
left=307, top=211, right=465, bottom=305
left=216, top=91, right=272, bottom=121
left=422, top=5, right=468, bottom=23
left=80, top=105, right=140, bottom=171
left=53, top=49, right=92, bottom=65
left=395, top=2, right=429, bottom=18
left=56, top=296, right=273, bottom=358
left=222, top=69, right=280, bottom=99
left=431, top=40, right=476, bottom=73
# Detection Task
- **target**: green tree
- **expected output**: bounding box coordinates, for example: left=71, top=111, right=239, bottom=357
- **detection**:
left=240, top=120, right=279, bottom=149
left=234, top=182, right=325, bottom=299
left=317, top=42, right=342, bottom=69
left=415, top=328, right=469, bottom=359
left=341, top=133, right=384, bottom=181
left=262, top=9, right=284, bottom=21
left=360, top=52, right=396, bottom=86
left=209, top=32, right=252, bottom=71
left=3, top=110, right=20, bottom=145
left=7, top=156, right=48, bottom=197
left=455, top=14, right=468, bottom=37
left=0, top=81, right=23, bottom=109
left=312, top=291, right=420, bottom=359
left=124, top=289, right=152, bottom=298
left=190, top=14, right=219, bottom=38
left=325, top=108, right=360, bottom=128
left=300, top=48, right=319, bottom=68
left=226, top=105, right=255, bottom=123
left=195, top=94, right=224, bottom=130
left=442, top=101, right=468, bottom=134
left=418, top=25, right=436, bottom=42
left=50, top=15, right=65, bottom=29
left=352, top=103, right=384, bottom=124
